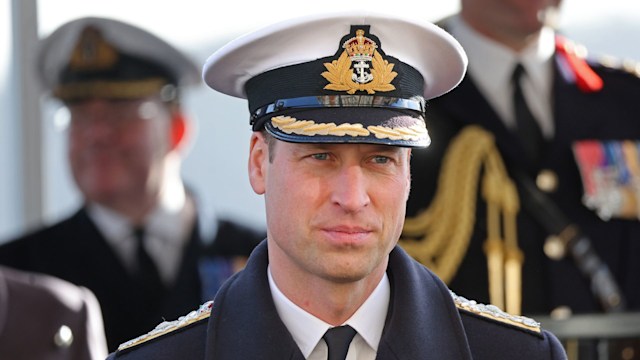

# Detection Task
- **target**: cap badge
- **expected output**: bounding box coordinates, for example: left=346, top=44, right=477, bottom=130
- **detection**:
left=322, top=29, right=397, bottom=94
left=69, top=26, right=119, bottom=71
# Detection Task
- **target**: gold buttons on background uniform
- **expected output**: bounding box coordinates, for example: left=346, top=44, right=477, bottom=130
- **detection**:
left=544, top=235, right=566, bottom=260
left=536, top=169, right=558, bottom=193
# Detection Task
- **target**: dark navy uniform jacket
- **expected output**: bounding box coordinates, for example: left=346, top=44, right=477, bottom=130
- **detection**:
left=407, top=43, right=640, bottom=315
left=108, top=241, right=566, bottom=359
left=0, top=207, right=264, bottom=351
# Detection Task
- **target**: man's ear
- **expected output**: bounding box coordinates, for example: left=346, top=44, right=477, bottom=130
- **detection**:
left=169, top=111, right=189, bottom=151
left=406, top=148, right=412, bottom=200
left=248, top=132, right=268, bottom=195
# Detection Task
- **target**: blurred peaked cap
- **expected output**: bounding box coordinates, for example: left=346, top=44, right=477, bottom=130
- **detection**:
left=38, top=16, right=201, bottom=102
left=202, top=12, right=467, bottom=148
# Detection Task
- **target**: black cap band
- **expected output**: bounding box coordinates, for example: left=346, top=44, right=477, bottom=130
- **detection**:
left=250, top=95, right=425, bottom=130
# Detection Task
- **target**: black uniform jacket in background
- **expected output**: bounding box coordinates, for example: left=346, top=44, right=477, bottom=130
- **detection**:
left=0, top=207, right=264, bottom=351
left=407, top=52, right=640, bottom=314
left=108, top=241, right=566, bottom=359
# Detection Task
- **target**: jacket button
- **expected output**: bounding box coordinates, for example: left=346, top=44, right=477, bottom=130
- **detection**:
left=536, top=169, right=558, bottom=193
left=54, top=325, right=73, bottom=348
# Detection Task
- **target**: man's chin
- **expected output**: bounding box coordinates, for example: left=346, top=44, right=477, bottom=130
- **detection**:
left=319, top=257, right=382, bottom=284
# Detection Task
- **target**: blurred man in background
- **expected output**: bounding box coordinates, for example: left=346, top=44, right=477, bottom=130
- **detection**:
left=402, top=0, right=640, bottom=357
left=0, top=16, right=264, bottom=351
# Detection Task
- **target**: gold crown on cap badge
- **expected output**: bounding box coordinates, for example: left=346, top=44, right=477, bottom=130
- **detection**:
left=322, top=28, right=397, bottom=94
left=69, top=26, right=119, bottom=71
left=344, top=29, right=377, bottom=64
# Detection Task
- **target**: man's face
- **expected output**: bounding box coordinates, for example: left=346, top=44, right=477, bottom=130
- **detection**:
left=462, top=0, right=562, bottom=39
left=67, top=97, right=173, bottom=207
left=249, top=133, right=411, bottom=284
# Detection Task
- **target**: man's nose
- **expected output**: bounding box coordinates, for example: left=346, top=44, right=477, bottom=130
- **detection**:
left=330, top=165, right=371, bottom=212
left=75, top=115, right=117, bottom=140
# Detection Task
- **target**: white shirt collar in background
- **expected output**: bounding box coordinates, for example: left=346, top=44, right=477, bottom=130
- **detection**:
left=87, top=182, right=196, bottom=286
left=447, top=15, right=556, bottom=138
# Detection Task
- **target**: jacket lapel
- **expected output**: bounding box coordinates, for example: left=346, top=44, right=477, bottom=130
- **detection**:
left=69, top=208, right=134, bottom=291
left=161, top=220, right=203, bottom=318
left=204, top=241, right=304, bottom=360
left=376, top=246, right=473, bottom=360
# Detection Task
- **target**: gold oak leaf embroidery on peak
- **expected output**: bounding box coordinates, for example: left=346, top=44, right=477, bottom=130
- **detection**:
left=322, top=51, right=397, bottom=94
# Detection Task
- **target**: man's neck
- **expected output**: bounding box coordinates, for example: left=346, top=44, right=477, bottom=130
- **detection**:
left=460, top=13, right=543, bottom=53
left=101, top=158, right=186, bottom=225
left=100, top=194, right=157, bottom=226
left=269, top=254, right=388, bottom=325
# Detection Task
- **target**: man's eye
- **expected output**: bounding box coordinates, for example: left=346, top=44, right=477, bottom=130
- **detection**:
left=311, top=153, right=329, bottom=160
left=372, top=156, right=390, bottom=164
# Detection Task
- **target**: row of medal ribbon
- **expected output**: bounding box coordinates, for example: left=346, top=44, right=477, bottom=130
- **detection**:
left=573, top=140, right=640, bottom=221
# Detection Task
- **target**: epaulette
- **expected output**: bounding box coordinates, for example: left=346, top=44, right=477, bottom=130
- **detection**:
left=117, top=301, right=213, bottom=351
left=450, top=291, right=541, bottom=333
left=555, top=36, right=603, bottom=93
left=596, top=55, right=640, bottom=78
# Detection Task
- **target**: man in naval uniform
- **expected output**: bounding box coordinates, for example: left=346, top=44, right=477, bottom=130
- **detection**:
left=403, top=0, right=640, bottom=319
left=0, top=265, right=108, bottom=359
left=401, top=1, right=640, bottom=356
left=107, top=12, right=567, bottom=360
left=0, top=17, right=264, bottom=351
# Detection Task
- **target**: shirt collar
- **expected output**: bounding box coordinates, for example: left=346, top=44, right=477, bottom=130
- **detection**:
left=87, top=203, right=133, bottom=245
left=448, top=14, right=555, bottom=77
left=521, top=26, right=556, bottom=98
left=145, top=189, right=194, bottom=248
left=268, top=267, right=390, bottom=358
left=87, top=176, right=193, bottom=246
left=87, top=181, right=196, bottom=274
left=345, top=274, right=390, bottom=352
left=449, top=14, right=516, bottom=92
left=88, top=195, right=193, bottom=247
left=447, top=15, right=555, bottom=134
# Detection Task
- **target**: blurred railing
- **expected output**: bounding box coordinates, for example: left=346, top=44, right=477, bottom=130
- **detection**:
left=536, top=312, right=640, bottom=360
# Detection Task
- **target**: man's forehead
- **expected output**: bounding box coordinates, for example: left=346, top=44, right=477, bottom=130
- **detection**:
left=65, top=96, right=173, bottom=123
left=66, top=95, right=160, bottom=107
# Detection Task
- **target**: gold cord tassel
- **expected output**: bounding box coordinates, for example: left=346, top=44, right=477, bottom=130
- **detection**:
left=483, top=169, right=506, bottom=311
left=502, top=181, right=522, bottom=315
left=401, top=125, right=524, bottom=314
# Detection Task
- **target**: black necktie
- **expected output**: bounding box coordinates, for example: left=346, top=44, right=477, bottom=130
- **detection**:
left=132, top=227, right=165, bottom=298
left=323, top=325, right=357, bottom=360
left=512, top=63, right=544, bottom=163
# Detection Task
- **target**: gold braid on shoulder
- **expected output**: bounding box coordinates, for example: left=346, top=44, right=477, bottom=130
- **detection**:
left=400, top=125, right=523, bottom=314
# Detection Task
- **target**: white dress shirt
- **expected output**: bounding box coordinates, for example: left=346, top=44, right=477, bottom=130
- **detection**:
left=268, top=266, right=390, bottom=360
left=87, top=184, right=196, bottom=286
left=446, top=15, right=556, bottom=139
